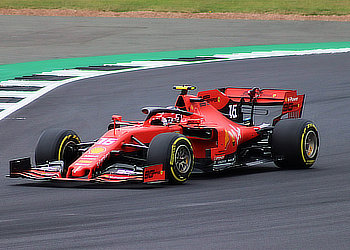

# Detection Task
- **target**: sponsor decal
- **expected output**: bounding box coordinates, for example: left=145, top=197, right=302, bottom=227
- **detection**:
left=228, top=124, right=241, bottom=144
left=227, top=130, right=236, bottom=146
left=228, top=104, right=238, bottom=119
left=78, top=160, right=93, bottom=163
left=287, top=96, right=299, bottom=102
left=224, top=130, right=232, bottom=149
left=282, top=93, right=304, bottom=114
left=97, top=138, right=118, bottom=146
left=80, top=157, right=98, bottom=161
left=144, top=164, right=165, bottom=183
left=74, top=162, right=90, bottom=166
left=214, top=155, right=225, bottom=161
left=89, top=147, right=106, bottom=154
left=282, top=100, right=301, bottom=112
left=201, top=94, right=220, bottom=103
left=214, top=155, right=236, bottom=166
left=116, top=169, right=136, bottom=175
left=83, top=154, right=100, bottom=158
left=105, top=175, right=124, bottom=180
left=104, top=175, right=134, bottom=180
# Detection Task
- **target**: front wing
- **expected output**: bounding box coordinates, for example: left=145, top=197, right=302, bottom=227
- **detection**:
left=7, top=158, right=167, bottom=184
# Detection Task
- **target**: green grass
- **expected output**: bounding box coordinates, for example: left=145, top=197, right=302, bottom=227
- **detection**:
left=0, top=0, right=350, bottom=16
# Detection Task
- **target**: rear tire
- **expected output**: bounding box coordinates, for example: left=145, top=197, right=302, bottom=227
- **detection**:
left=271, top=119, right=319, bottom=169
left=147, top=133, right=194, bottom=184
left=35, top=129, right=81, bottom=175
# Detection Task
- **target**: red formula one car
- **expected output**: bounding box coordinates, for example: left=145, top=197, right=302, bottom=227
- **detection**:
left=8, top=85, right=319, bottom=184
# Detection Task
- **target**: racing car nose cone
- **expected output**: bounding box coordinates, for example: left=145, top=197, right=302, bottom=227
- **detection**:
left=70, top=166, right=89, bottom=178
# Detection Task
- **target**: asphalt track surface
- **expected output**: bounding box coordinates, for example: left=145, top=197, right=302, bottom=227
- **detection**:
left=0, top=51, right=350, bottom=249
left=1, top=15, right=350, bottom=249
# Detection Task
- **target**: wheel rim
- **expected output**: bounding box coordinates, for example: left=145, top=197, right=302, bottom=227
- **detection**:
left=174, top=144, right=192, bottom=174
left=304, top=130, right=318, bottom=159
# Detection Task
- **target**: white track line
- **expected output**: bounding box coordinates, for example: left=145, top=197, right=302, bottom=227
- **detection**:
left=0, top=48, right=349, bottom=121
left=0, top=91, right=34, bottom=98
left=213, top=48, right=350, bottom=60
left=0, top=103, right=15, bottom=109
left=40, top=69, right=107, bottom=77
left=0, top=80, right=55, bottom=87
left=107, top=61, right=187, bottom=67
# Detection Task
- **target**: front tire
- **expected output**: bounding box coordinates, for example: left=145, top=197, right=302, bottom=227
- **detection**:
left=271, top=119, right=319, bottom=169
left=147, top=133, right=194, bottom=184
left=35, top=129, right=81, bottom=175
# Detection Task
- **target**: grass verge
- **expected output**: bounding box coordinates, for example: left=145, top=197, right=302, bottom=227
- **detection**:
left=0, top=0, right=350, bottom=16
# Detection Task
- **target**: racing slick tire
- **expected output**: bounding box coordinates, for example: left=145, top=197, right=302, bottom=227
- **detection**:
left=271, top=119, right=319, bottom=169
left=147, top=133, right=194, bottom=184
left=35, top=129, right=81, bottom=175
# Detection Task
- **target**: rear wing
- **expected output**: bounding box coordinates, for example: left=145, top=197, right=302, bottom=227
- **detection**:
left=198, top=87, right=305, bottom=125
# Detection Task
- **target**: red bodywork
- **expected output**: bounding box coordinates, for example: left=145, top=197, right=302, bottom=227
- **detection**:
left=9, top=86, right=305, bottom=184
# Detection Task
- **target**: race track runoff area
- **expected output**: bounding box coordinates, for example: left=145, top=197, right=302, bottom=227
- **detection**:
left=1, top=40, right=350, bottom=249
